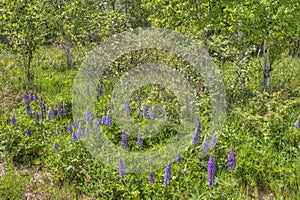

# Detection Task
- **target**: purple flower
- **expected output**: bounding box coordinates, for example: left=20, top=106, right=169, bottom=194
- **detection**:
left=106, top=114, right=111, bottom=126
left=296, top=117, right=300, bottom=129
left=196, top=118, right=201, bottom=133
left=124, top=103, right=130, bottom=118
left=48, top=105, right=55, bottom=120
left=57, top=102, right=62, bottom=116
left=26, top=128, right=30, bottom=136
left=97, top=87, right=102, bottom=100
left=137, top=131, right=143, bottom=148
left=118, top=159, right=126, bottom=178
left=94, top=118, right=101, bottom=132
left=211, top=133, right=217, bottom=149
left=149, top=172, right=155, bottom=183
left=102, top=115, right=106, bottom=125
left=11, top=114, right=16, bottom=127
left=39, top=97, right=43, bottom=107
left=67, top=121, right=73, bottom=132
left=86, top=85, right=90, bottom=95
left=41, top=103, right=46, bottom=121
left=122, top=131, right=128, bottom=149
left=149, top=109, right=155, bottom=120
left=85, top=126, right=90, bottom=136
left=207, top=154, right=216, bottom=187
left=176, top=152, right=181, bottom=164
left=56, top=128, right=61, bottom=135
left=192, top=128, right=200, bottom=146
left=23, top=91, right=28, bottom=102
left=164, top=162, right=171, bottom=185
left=34, top=111, right=39, bottom=126
left=33, top=94, right=38, bottom=101
left=25, top=102, right=30, bottom=114
left=74, top=120, right=78, bottom=129
left=29, top=93, right=34, bottom=101
left=63, top=104, right=68, bottom=116
left=86, top=107, right=92, bottom=125
left=77, top=126, right=82, bottom=138
left=228, top=146, right=236, bottom=171
left=71, top=132, right=77, bottom=142
left=202, top=137, right=208, bottom=154
left=143, top=105, right=148, bottom=117
left=54, top=143, right=59, bottom=152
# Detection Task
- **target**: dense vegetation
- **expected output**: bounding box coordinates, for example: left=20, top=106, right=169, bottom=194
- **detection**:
left=0, top=0, right=299, bottom=199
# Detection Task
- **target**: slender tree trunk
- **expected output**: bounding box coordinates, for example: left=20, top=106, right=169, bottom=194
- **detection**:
left=196, top=0, right=208, bottom=52
left=263, top=39, right=271, bottom=89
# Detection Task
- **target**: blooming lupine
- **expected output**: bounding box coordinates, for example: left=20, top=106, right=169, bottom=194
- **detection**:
left=207, top=154, right=216, bottom=187
left=54, top=143, right=59, bottom=152
left=74, top=120, right=78, bottom=129
left=122, top=131, right=128, bottom=149
left=33, top=94, right=38, bottom=101
left=164, top=162, right=171, bottom=185
left=77, top=126, right=83, bottom=138
left=211, top=133, right=217, bottom=149
left=192, top=128, right=200, bottom=146
left=118, top=159, right=126, bottom=178
left=41, top=103, right=46, bottom=121
left=202, top=138, right=208, bottom=154
left=137, top=131, right=143, bottom=148
left=57, top=102, right=62, bottom=116
left=143, top=105, right=148, bottom=117
left=67, top=121, right=72, bottom=132
left=63, top=104, right=68, bottom=116
left=72, top=132, right=77, bottom=142
left=48, top=105, right=55, bottom=120
left=86, top=107, right=92, bottom=125
left=29, top=93, right=34, bottom=101
left=176, top=152, right=181, bottom=164
left=56, top=128, right=61, bottom=135
left=25, top=102, right=30, bottom=114
left=39, top=97, right=43, bottom=107
left=296, top=117, right=300, bottom=129
left=34, top=111, right=39, bottom=126
left=124, top=103, right=130, bottom=118
left=11, top=114, right=16, bottom=127
left=106, top=114, right=111, bottom=126
left=97, top=87, right=102, bottom=100
left=149, top=172, right=155, bottom=183
left=26, top=129, right=30, bottom=136
left=23, top=91, right=28, bottom=102
left=228, top=146, right=236, bottom=171
left=149, top=109, right=155, bottom=120
left=196, top=118, right=201, bottom=133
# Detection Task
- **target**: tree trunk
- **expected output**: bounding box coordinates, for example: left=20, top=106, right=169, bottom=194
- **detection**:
left=263, top=40, right=271, bottom=89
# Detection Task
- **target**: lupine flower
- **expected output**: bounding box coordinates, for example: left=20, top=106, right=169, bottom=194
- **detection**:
left=11, top=114, right=16, bottom=127
left=202, top=137, right=208, bottom=154
left=94, top=118, right=100, bottom=132
left=124, top=103, right=130, bottom=118
left=67, top=121, right=72, bottom=132
left=86, top=85, right=90, bottom=95
left=74, top=120, right=78, bottom=129
left=57, top=102, right=62, bottom=116
left=86, top=107, right=92, bottom=125
left=34, top=111, right=39, bottom=126
left=118, top=159, right=126, bottom=178
left=211, top=133, right=217, bottom=149
left=106, top=114, right=111, bottom=126
left=149, top=108, right=155, bottom=120
left=41, top=103, right=46, bottom=121
left=77, top=126, right=82, bottom=138
left=122, top=131, right=128, bottom=149
left=137, top=131, right=143, bottom=148
left=164, top=162, right=171, bottom=185
left=26, top=129, right=30, bottom=136
left=85, top=126, right=90, bottom=136
left=296, top=117, right=300, bottom=129
left=25, top=102, right=30, bottom=114
left=228, top=146, right=236, bottom=171
left=176, top=152, right=181, bottom=164
left=63, top=104, right=68, bottom=116
left=143, top=105, right=148, bottom=117
left=72, top=132, right=77, bottom=142
left=23, top=91, right=28, bottom=102
left=192, top=128, right=200, bottom=145
left=54, top=143, right=59, bottom=152
left=102, top=115, right=106, bottom=125
left=196, top=118, right=201, bottom=133
left=39, top=97, right=43, bottom=107
left=29, top=93, right=34, bottom=101
left=56, top=128, right=61, bottom=135
left=149, top=172, right=155, bottom=183
left=33, top=94, right=38, bottom=101
left=207, top=154, right=216, bottom=187
left=48, top=105, right=55, bottom=120
left=97, top=87, right=102, bottom=100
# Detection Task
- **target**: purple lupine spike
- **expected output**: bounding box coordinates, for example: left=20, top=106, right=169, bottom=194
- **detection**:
left=106, top=114, right=111, bottom=126
left=71, top=132, right=77, bottom=142
left=143, top=105, right=148, bottom=117
left=207, top=154, right=216, bottom=187
left=228, top=146, right=236, bottom=171
left=63, top=104, right=68, bottom=116
left=11, top=114, right=16, bottom=127
left=137, top=131, right=143, bottom=148
left=296, top=117, right=300, bottom=129
left=94, top=118, right=100, bottom=132
left=85, top=126, right=90, bottom=136
left=149, top=172, right=155, bottom=183
left=202, top=137, right=208, bottom=154
left=23, top=91, right=28, bottom=102
left=48, top=105, right=55, bottom=120
left=33, top=94, right=38, bottom=101
left=124, top=103, right=130, bottom=118
left=122, top=131, right=128, bottom=149
left=26, top=128, right=30, bottom=136
left=67, top=121, right=73, bottom=132
left=149, top=108, right=155, bottom=120
left=176, top=152, right=181, bottom=164
left=196, top=118, right=201, bottom=133
left=211, top=133, right=217, bottom=149
left=192, top=128, right=200, bottom=146
left=118, top=159, right=126, bottom=178
left=57, top=102, right=62, bottom=116
left=74, top=120, right=78, bottom=129
left=54, top=143, right=59, bottom=152
left=25, top=102, right=30, bottom=114
left=164, top=162, right=171, bottom=185
left=56, top=128, right=61, bottom=135
left=102, top=115, right=106, bottom=126
left=97, top=87, right=102, bottom=100
left=86, top=107, right=92, bottom=125
left=39, top=97, right=43, bottom=107
left=41, top=103, right=46, bottom=121
left=77, top=126, right=82, bottom=138
left=34, top=111, right=39, bottom=126
left=86, top=85, right=90, bottom=95
left=29, top=93, right=34, bottom=101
